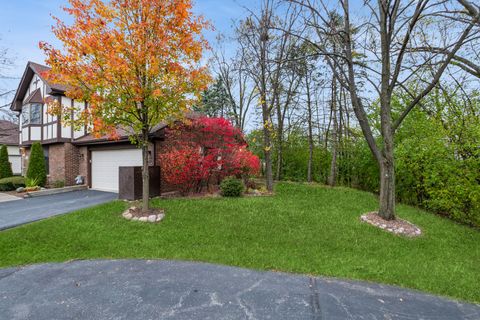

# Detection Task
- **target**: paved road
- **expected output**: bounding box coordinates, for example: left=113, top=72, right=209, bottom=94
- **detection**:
left=0, top=190, right=117, bottom=231
left=0, top=260, right=478, bottom=320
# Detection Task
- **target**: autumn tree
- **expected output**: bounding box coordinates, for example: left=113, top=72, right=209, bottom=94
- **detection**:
left=40, top=0, right=210, bottom=212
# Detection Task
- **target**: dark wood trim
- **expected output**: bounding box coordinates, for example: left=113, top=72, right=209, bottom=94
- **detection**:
left=57, top=96, right=62, bottom=139
left=22, top=124, right=42, bottom=129
left=43, top=120, right=59, bottom=126
left=87, top=149, right=92, bottom=188
left=71, top=98, right=74, bottom=138
left=20, top=137, right=71, bottom=146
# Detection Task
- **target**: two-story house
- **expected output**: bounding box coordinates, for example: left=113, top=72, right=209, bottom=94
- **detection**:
left=10, top=62, right=169, bottom=192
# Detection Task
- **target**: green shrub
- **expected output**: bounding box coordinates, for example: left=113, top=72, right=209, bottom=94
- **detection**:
left=26, top=142, right=47, bottom=187
left=220, top=177, right=244, bottom=197
left=0, top=145, right=13, bottom=179
left=25, top=177, right=40, bottom=188
left=52, top=180, right=65, bottom=188
left=0, top=176, right=25, bottom=191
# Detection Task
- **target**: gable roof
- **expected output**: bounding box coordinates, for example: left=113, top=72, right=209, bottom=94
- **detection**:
left=24, top=88, right=44, bottom=104
left=10, top=62, right=67, bottom=112
left=0, top=120, right=19, bottom=146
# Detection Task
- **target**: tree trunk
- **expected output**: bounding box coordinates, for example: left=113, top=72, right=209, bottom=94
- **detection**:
left=142, top=134, right=150, bottom=212
left=263, top=111, right=274, bottom=192
left=328, top=75, right=338, bottom=187
left=141, top=129, right=150, bottom=213
left=275, top=96, right=283, bottom=181
left=306, top=74, right=314, bottom=183
left=378, top=150, right=395, bottom=220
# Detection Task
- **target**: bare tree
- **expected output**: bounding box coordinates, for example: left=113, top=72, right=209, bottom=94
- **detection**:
left=290, top=0, right=480, bottom=220
left=212, top=35, right=257, bottom=131
left=0, top=39, right=17, bottom=122
left=236, top=0, right=300, bottom=191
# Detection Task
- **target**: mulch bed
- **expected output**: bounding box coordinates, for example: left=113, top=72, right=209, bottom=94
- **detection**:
left=360, top=212, right=422, bottom=237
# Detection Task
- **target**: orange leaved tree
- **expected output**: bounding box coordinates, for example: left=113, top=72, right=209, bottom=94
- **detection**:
left=40, top=0, right=211, bottom=212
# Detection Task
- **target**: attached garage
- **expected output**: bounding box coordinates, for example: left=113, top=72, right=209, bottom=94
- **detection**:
left=91, top=148, right=143, bottom=192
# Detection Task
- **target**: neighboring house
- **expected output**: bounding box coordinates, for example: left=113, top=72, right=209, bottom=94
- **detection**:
left=0, top=120, right=21, bottom=175
left=10, top=61, right=170, bottom=192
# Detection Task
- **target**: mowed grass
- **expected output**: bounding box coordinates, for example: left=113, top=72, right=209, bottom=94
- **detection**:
left=0, top=183, right=479, bottom=303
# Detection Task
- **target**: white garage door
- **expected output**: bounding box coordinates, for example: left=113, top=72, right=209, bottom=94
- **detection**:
left=91, top=149, right=143, bottom=192
left=9, top=156, right=21, bottom=175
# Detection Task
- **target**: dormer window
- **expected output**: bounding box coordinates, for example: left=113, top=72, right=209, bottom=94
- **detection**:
left=22, top=103, right=43, bottom=125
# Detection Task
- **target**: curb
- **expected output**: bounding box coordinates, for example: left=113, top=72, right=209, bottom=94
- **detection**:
left=24, top=185, right=88, bottom=198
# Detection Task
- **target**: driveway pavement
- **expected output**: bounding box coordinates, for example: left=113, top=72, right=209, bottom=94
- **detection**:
left=0, top=190, right=117, bottom=231
left=0, top=193, right=21, bottom=203
left=0, top=260, right=478, bottom=320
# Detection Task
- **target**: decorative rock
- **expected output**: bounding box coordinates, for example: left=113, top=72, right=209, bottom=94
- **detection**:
left=156, top=213, right=165, bottom=222
left=139, top=217, right=148, bottom=222
left=132, top=217, right=139, bottom=221
left=147, top=215, right=157, bottom=223
left=16, top=187, right=25, bottom=193
left=360, top=212, right=422, bottom=237
left=124, top=213, right=133, bottom=220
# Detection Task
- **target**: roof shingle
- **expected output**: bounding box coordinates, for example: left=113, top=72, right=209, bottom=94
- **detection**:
left=0, top=120, right=19, bottom=145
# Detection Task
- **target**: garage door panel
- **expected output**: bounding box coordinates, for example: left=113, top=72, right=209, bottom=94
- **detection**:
left=91, top=149, right=142, bottom=192
left=9, top=156, right=21, bottom=175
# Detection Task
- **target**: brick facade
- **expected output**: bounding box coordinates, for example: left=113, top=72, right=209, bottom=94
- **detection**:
left=78, top=146, right=89, bottom=185
left=48, top=144, right=66, bottom=185
left=64, top=143, right=81, bottom=186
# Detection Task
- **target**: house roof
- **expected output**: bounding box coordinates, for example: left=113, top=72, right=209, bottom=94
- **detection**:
left=73, top=123, right=168, bottom=145
left=24, top=88, right=44, bottom=104
left=10, top=62, right=67, bottom=112
left=0, top=120, right=19, bottom=146
left=73, top=112, right=202, bottom=145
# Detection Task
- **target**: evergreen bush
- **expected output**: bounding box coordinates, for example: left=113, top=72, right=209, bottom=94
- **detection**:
left=220, top=177, right=244, bottom=197
left=26, top=142, right=47, bottom=187
left=0, top=145, right=13, bottom=179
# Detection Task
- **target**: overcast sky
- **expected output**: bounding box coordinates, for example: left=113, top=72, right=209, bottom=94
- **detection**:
left=0, top=0, right=256, bottom=97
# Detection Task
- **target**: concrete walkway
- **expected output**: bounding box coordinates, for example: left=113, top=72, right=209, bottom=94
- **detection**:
left=0, top=260, right=478, bottom=320
left=0, top=192, right=21, bottom=203
left=0, top=190, right=117, bottom=231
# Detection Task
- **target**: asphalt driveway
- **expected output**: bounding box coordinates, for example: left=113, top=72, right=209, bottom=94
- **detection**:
left=0, top=260, right=478, bottom=320
left=0, top=190, right=117, bottom=231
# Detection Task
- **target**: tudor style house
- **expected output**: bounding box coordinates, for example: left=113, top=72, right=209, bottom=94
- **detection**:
left=10, top=62, right=168, bottom=192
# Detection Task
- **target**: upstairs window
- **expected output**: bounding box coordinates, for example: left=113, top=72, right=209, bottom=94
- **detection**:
left=22, top=103, right=42, bottom=125
left=22, top=107, right=30, bottom=126
left=30, top=104, right=42, bottom=124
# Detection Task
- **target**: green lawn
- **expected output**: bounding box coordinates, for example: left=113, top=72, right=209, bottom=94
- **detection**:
left=0, top=183, right=479, bottom=303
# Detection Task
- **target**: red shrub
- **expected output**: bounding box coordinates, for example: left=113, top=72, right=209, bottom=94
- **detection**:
left=160, top=117, right=260, bottom=193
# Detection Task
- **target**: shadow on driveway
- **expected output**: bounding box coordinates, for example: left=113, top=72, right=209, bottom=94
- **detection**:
left=0, top=190, right=117, bottom=231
